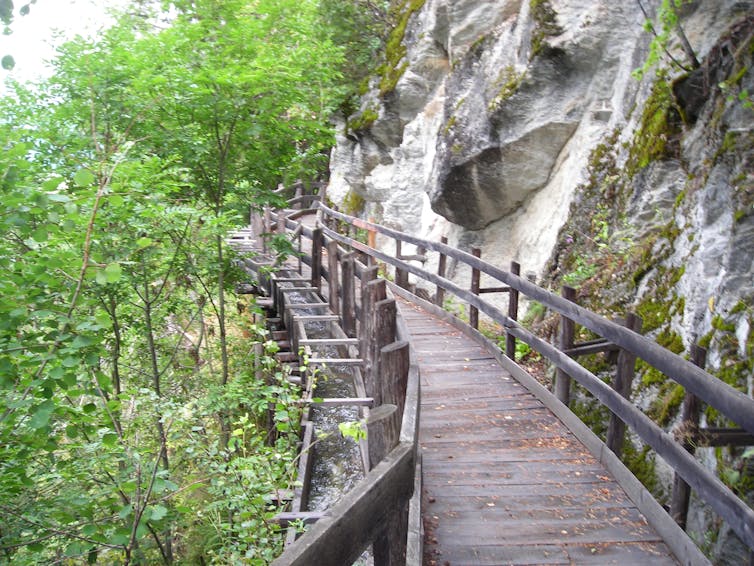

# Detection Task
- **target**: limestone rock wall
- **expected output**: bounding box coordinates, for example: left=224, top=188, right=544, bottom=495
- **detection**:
left=329, top=0, right=654, bottom=276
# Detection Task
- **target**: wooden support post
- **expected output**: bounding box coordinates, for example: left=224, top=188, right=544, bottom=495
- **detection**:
left=469, top=247, right=481, bottom=330
left=298, top=232, right=304, bottom=275
left=341, top=254, right=356, bottom=337
left=670, top=344, right=706, bottom=530
left=278, top=212, right=287, bottom=235
left=554, top=286, right=576, bottom=405
left=371, top=298, right=397, bottom=407
left=310, top=228, right=323, bottom=293
left=263, top=206, right=271, bottom=254
left=293, top=183, right=303, bottom=210
left=505, top=261, right=521, bottom=359
left=250, top=208, right=264, bottom=242
left=364, top=280, right=389, bottom=402
left=366, top=403, right=399, bottom=469
left=359, top=266, right=379, bottom=360
left=380, top=341, right=410, bottom=424
left=271, top=278, right=280, bottom=315
left=368, top=217, right=376, bottom=249
left=395, top=240, right=409, bottom=289
left=435, top=236, right=448, bottom=307
left=366, top=403, right=406, bottom=566
left=606, top=312, right=643, bottom=457
left=327, top=240, right=340, bottom=316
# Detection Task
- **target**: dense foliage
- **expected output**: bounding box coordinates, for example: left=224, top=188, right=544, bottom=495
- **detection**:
left=0, top=0, right=379, bottom=563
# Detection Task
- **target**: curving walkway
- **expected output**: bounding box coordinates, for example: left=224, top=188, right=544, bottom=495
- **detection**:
left=397, top=298, right=678, bottom=566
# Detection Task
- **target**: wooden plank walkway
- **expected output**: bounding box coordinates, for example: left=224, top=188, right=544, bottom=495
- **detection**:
left=397, top=298, right=678, bottom=566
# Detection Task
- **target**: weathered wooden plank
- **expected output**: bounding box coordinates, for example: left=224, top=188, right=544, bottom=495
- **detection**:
left=291, top=314, right=340, bottom=322
left=308, top=397, right=374, bottom=407
left=297, top=338, right=360, bottom=347
left=278, top=286, right=318, bottom=293
left=284, top=303, right=330, bottom=309
left=306, top=357, right=364, bottom=366
left=435, top=541, right=678, bottom=566
left=273, top=511, right=325, bottom=526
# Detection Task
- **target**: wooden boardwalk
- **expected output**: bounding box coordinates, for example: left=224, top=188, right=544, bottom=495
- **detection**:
left=397, top=298, right=678, bottom=566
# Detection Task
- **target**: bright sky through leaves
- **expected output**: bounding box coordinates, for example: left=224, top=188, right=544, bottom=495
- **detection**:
left=1, top=0, right=126, bottom=84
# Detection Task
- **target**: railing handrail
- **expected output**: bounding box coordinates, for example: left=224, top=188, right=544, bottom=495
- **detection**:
left=312, top=202, right=754, bottom=553
left=316, top=202, right=754, bottom=434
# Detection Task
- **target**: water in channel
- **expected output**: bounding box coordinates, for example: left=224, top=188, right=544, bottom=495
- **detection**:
left=283, top=286, right=372, bottom=565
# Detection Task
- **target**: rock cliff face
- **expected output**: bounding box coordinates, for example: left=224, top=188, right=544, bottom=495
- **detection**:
left=327, top=1, right=753, bottom=562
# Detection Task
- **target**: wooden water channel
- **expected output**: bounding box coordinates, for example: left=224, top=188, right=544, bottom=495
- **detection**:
left=228, top=196, right=754, bottom=565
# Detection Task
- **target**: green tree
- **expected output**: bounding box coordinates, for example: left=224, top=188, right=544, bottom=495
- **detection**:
left=0, top=0, right=344, bottom=562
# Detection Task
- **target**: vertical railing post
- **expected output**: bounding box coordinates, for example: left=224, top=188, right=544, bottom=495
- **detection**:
left=359, top=265, right=378, bottom=360
left=293, top=183, right=303, bottom=210
left=380, top=341, right=410, bottom=422
left=327, top=240, right=340, bottom=316
left=670, top=344, right=706, bottom=530
left=606, top=312, right=643, bottom=457
left=310, top=227, right=323, bottom=294
left=297, top=229, right=303, bottom=274
left=469, top=247, right=481, bottom=330
left=359, top=266, right=379, bottom=394
left=262, top=205, right=271, bottom=254
left=364, top=279, right=389, bottom=404
left=505, top=261, right=521, bottom=359
left=435, top=236, right=448, bottom=307
left=395, top=240, right=409, bottom=289
left=250, top=206, right=264, bottom=242
left=341, top=254, right=356, bottom=337
left=554, top=285, right=576, bottom=405
left=367, top=217, right=376, bottom=250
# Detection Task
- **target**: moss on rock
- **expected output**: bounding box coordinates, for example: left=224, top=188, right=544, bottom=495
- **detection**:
left=378, top=0, right=426, bottom=96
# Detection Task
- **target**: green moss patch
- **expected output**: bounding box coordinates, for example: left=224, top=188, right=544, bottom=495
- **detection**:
left=488, top=66, right=525, bottom=111
left=378, top=0, right=426, bottom=96
left=627, top=79, right=683, bottom=175
left=346, top=107, right=379, bottom=134
left=530, top=0, right=563, bottom=57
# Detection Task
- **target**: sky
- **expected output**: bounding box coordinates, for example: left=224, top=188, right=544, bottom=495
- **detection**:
left=1, top=0, right=128, bottom=85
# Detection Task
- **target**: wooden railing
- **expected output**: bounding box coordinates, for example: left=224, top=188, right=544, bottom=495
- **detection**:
left=241, top=201, right=421, bottom=566
left=304, top=202, right=754, bottom=557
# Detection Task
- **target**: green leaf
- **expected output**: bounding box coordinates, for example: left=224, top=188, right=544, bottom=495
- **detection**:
left=72, top=335, right=93, bottom=349
left=1, top=54, right=15, bottom=70
left=104, top=262, right=122, bottom=282
left=136, top=237, right=153, bottom=248
left=29, top=400, right=55, bottom=429
left=73, top=168, right=95, bottom=187
left=149, top=505, right=168, bottom=521
left=42, top=176, right=65, bottom=191
left=0, top=1, right=13, bottom=25
left=97, top=262, right=123, bottom=285
left=102, top=432, right=118, bottom=447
